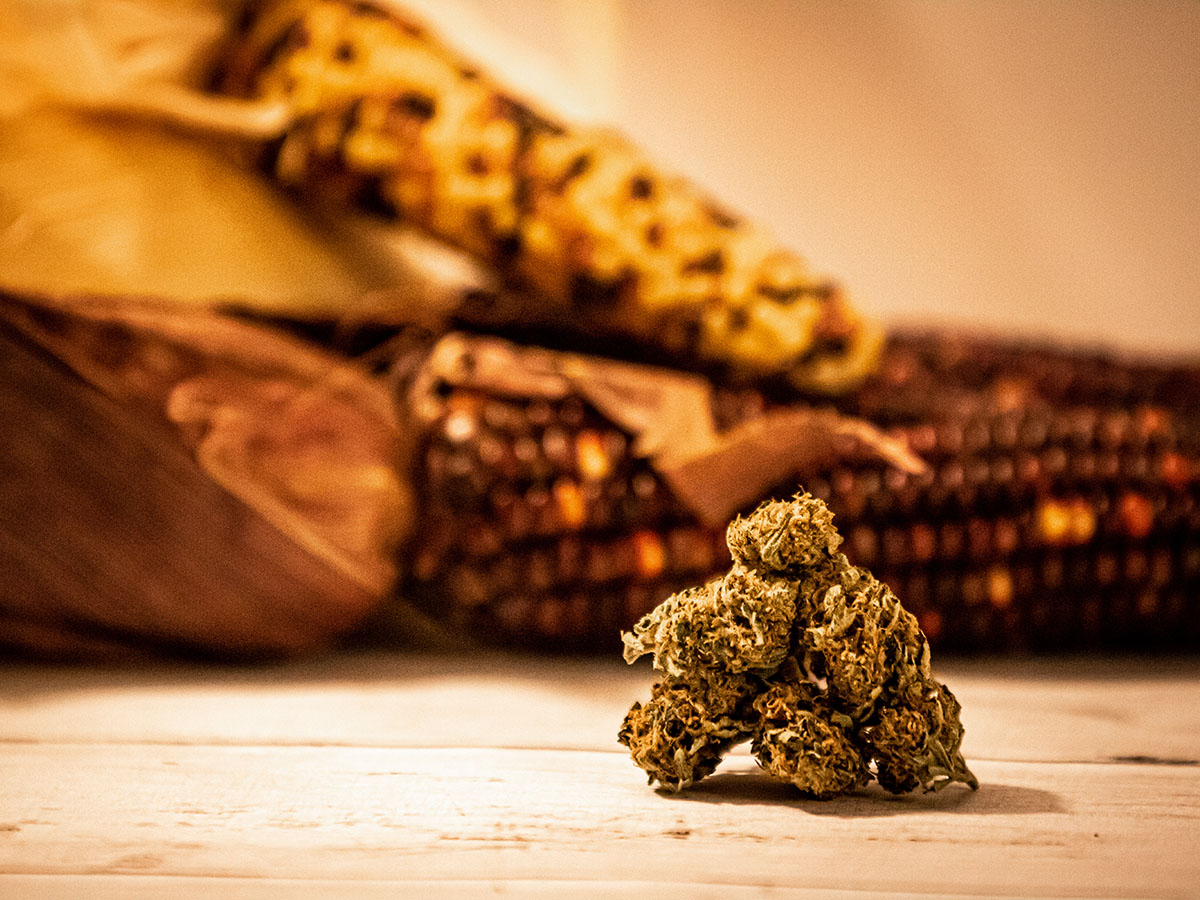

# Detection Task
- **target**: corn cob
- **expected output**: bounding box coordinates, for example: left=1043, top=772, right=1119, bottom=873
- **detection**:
left=402, top=330, right=1200, bottom=653
left=405, top=379, right=729, bottom=648
left=214, top=0, right=880, bottom=394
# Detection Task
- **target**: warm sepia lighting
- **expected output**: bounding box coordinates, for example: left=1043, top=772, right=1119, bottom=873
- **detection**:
left=0, top=1, right=1198, bottom=894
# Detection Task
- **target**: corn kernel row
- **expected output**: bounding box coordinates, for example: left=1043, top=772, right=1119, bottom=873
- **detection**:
left=403, top=329, right=1200, bottom=652
left=217, top=0, right=880, bottom=393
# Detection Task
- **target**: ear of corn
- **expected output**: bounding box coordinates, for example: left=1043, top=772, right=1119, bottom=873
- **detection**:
left=215, top=0, right=880, bottom=394
left=825, top=331, right=1200, bottom=651
left=402, top=329, right=1200, bottom=652
left=210, top=2, right=1200, bottom=651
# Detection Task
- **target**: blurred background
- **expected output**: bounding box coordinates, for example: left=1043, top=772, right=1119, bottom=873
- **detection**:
left=445, top=0, right=1200, bottom=354
left=2, top=0, right=1197, bottom=350
left=1, top=0, right=1198, bottom=660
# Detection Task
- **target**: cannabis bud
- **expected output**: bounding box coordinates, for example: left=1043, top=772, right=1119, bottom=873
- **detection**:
left=619, top=492, right=978, bottom=798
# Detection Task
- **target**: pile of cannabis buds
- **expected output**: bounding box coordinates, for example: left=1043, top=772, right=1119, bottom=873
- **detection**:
left=619, top=493, right=978, bottom=798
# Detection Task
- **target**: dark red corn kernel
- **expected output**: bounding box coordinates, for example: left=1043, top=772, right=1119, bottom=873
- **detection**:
left=993, top=518, right=1020, bottom=556
left=526, top=398, right=554, bottom=428
left=881, top=527, right=907, bottom=566
left=904, top=573, right=931, bottom=608
left=403, top=328, right=1200, bottom=653
left=1135, top=589, right=1159, bottom=619
left=917, top=608, right=944, bottom=642
left=940, top=524, right=966, bottom=559
left=966, top=519, right=992, bottom=561
left=961, top=572, right=987, bottom=607
left=910, top=524, right=937, bottom=562
left=1160, top=452, right=1191, bottom=490
left=1012, top=563, right=1037, bottom=597
left=1095, top=551, right=1119, bottom=586
left=1180, top=545, right=1200, bottom=579
left=1118, top=492, right=1155, bottom=539
left=1150, top=550, right=1173, bottom=586
left=1041, top=556, right=1066, bottom=590
left=1124, top=550, right=1150, bottom=584
left=806, top=476, right=832, bottom=503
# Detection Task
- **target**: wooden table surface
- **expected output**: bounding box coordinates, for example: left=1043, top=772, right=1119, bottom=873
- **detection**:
left=0, top=652, right=1197, bottom=899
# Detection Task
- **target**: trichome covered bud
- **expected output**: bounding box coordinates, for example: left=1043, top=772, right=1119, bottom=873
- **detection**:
left=620, top=492, right=977, bottom=798
left=618, top=673, right=758, bottom=790
left=750, top=671, right=871, bottom=799
left=621, top=565, right=799, bottom=678
left=727, top=494, right=842, bottom=573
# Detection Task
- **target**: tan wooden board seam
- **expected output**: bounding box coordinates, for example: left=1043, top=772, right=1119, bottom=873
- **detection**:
left=0, top=738, right=1196, bottom=772
left=0, top=873, right=1151, bottom=900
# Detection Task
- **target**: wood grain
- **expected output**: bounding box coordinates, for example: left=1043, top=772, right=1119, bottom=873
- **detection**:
left=0, top=654, right=1197, bottom=898
left=0, top=745, right=1196, bottom=897
left=0, top=875, right=1061, bottom=900
left=1, top=654, right=1197, bottom=761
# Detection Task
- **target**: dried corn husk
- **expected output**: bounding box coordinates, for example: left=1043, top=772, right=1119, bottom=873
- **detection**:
left=0, top=291, right=418, bottom=658
left=406, top=333, right=921, bottom=526
left=0, top=0, right=496, bottom=323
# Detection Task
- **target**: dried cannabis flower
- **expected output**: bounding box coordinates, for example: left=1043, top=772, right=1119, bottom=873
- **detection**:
left=621, top=568, right=799, bottom=678
left=618, top=674, right=758, bottom=790
left=620, top=492, right=978, bottom=797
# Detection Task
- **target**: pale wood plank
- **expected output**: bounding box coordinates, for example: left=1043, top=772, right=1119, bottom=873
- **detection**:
left=0, top=653, right=648, bottom=753
left=0, top=874, right=1102, bottom=900
left=0, top=744, right=1196, bottom=898
left=0, top=874, right=1043, bottom=900
left=1, top=654, right=1198, bottom=764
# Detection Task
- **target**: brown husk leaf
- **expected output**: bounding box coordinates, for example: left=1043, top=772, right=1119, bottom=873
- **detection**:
left=407, top=332, right=924, bottom=526
left=0, top=291, right=414, bottom=658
